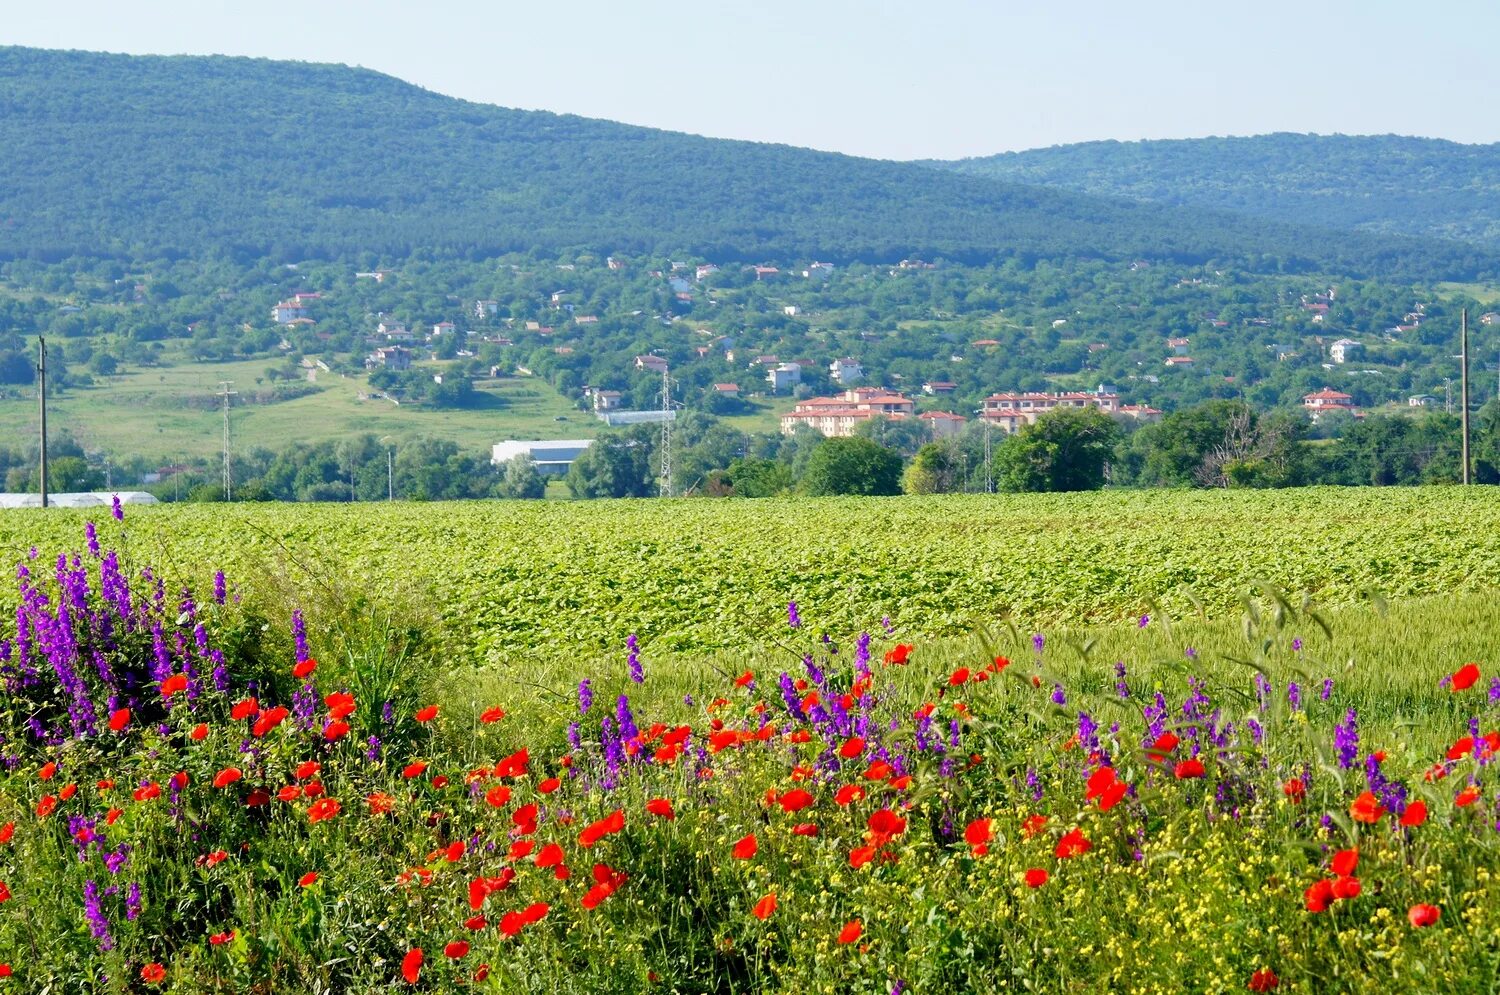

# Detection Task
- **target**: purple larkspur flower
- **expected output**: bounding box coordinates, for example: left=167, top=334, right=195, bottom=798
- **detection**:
left=125, top=881, right=141, bottom=921
left=626, top=633, right=643, bottom=683
left=1050, top=683, right=1066, bottom=706
left=787, top=601, right=801, bottom=629
left=1334, top=709, right=1359, bottom=769
left=110, top=495, right=123, bottom=521
left=854, top=632, right=871, bottom=676
left=1032, top=633, right=1045, bottom=654
left=1114, top=661, right=1129, bottom=698
left=578, top=679, right=594, bottom=715
left=1292, top=637, right=1303, bottom=651
left=1321, top=678, right=1334, bottom=701
left=365, top=736, right=382, bottom=762
left=1287, top=681, right=1302, bottom=711
left=292, top=609, right=309, bottom=663
left=85, top=521, right=100, bottom=558
left=1185, top=646, right=1197, bottom=660
left=83, top=879, right=114, bottom=950
left=1138, top=614, right=1150, bottom=628
left=213, top=570, right=227, bottom=605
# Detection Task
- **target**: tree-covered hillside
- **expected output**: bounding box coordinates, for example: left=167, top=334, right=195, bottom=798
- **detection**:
left=929, top=133, right=1500, bottom=248
left=0, top=47, right=1493, bottom=279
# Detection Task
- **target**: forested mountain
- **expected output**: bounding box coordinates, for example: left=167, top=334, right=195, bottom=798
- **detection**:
left=929, top=134, right=1500, bottom=248
left=0, top=47, right=1494, bottom=279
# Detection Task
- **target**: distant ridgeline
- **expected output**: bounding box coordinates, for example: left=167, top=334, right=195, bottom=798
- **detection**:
left=927, top=134, right=1500, bottom=250
left=0, top=46, right=1495, bottom=280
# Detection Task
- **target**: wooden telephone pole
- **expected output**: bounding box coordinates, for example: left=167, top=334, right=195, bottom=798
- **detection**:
left=37, top=337, right=48, bottom=507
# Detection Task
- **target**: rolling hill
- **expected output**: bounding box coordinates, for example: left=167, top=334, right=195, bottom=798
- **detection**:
left=0, top=47, right=1494, bottom=279
left=928, top=133, right=1500, bottom=249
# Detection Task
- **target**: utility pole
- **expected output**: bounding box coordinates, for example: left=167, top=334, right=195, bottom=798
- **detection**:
left=37, top=337, right=48, bottom=507
left=982, top=414, right=994, bottom=494
left=388, top=448, right=394, bottom=501
left=659, top=366, right=673, bottom=498
left=217, top=381, right=237, bottom=501
left=1461, top=308, right=1471, bottom=485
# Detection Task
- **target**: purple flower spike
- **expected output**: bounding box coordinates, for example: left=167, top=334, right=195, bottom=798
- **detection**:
left=787, top=601, right=801, bottom=629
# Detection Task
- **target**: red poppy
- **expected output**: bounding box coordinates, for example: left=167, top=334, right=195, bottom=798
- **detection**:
left=777, top=789, right=815, bottom=813
left=402, top=762, right=428, bottom=779
left=577, top=809, right=624, bottom=847
left=277, top=786, right=302, bottom=803
left=1055, top=828, right=1091, bottom=859
left=1248, top=967, right=1280, bottom=991
left=108, top=708, right=130, bottom=732
left=252, top=706, right=289, bottom=737
left=300, top=871, right=319, bottom=887
left=535, top=842, right=565, bottom=868
left=965, top=818, right=992, bottom=857
left=838, top=736, right=866, bottom=759
left=0, top=882, right=9, bottom=903
left=949, top=667, right=970, bottom=686
left=190, top=723, right=209, bottom=741
left=446, top=840, right=467, bottom=863
left=0, top=823, right=12, bottom=844
left=645, top=798, right=676, bottom=820
left=1456, top=785, right=1481, bottom=807
left=324, top=692, right=356, bottom=719
left=1304, top=878, right=1335, bottom=913
left=230, top=697, right=259, bottom=720
left=1408, top=903, right=1441, bottom=927
left=245, top=787, right=271, bottom=807
left=415, top=705, right=439, bottom=723
left=1331, top=876, right=1361, bottom=900
left=734, top=670, right=755, bottom=687
left=1331, top=848, right=1358, bottom=876
left=323, top=720, right=350, bottom=741
left=213, top=768, right=242, bottom=789
left=1282, top=778, right=1306, bottom=803
left=863, top=760, right=893, bottom=781
left=141, top=963, right=166, bottom=984
left=465, top=913, right=487, bottom=930
left=867, top=809, right=907, bottom=842
left=538, top=777, right=561, bottom=794
left=838, top=919, right=862, bottom=944
left=292, top=658, right=316, bottom=679
left=402, top=948, right=423, bottom=984
left=306, top=798, right=341, bottom=823
left=1024, top=867, right=1049, bottom=888
left=481, top=706, right=506, bottom=723
left=849, top=845, right=878, bottom=869
left=1400, top=801, right=1428, bottom=827
left=1097, top=780, right=1128, bottom=812
left=1021, top=814, right=1048, bottom=839
left=1084, top=767, right=1117, bottom=801
left=60, top=782, right=79, bottom=800
left=494, top=747, right=530, bottom=779
left=485, top=785, right=513, bottom=809
left=883, top=644, right=913, bottom=666
left=733, top=833, right=758, bottom=860
left=1349, top=791, right=1385, bottom=824
left=834, top=784, right=865, bottom=806
left=368, top=793, right=396, bottom=815
left=444, top=941, right=470, bottom=959
left=752, top=893, right=777, bottom=920
left=160, top=673, right=188, bottom=696
left=1147, top=732, right=1179, bottom=758
left=1173, top=758, right=1205, bottom=780
left=1451, top=663, right=1481, bottom=691
left=210, top=930, right=235, bottom=945
left=792, top=823, right=819, bottom=836
left=582, top=866, right=628, bottom=910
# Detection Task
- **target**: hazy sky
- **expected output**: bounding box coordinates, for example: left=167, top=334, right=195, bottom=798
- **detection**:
left=7, top=0, right=1498, bottom=160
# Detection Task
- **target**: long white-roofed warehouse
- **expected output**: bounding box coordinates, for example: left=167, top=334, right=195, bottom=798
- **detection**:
left=490, top=440, right=595, bottom=476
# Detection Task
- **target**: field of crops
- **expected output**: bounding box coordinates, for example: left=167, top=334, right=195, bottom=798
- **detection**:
left=3, top=488, right=1498, bottom=665
left=4, top=491, right=1500, bottom=992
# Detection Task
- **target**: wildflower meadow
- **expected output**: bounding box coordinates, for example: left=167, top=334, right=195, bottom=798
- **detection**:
left=2, top=498, right=1500, bottom=992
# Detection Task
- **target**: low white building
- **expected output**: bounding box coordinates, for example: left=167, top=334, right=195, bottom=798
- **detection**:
left=766, top=363, right=803, bottom=393
left=1330, top=339, right=1362, bottom=364
left=490, top=440, right=595, bottom=476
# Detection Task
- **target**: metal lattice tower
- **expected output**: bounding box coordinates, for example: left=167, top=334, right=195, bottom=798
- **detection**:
left=217, top=381, right=237, bottom=501
left=659, top=366, right=673, bottom=497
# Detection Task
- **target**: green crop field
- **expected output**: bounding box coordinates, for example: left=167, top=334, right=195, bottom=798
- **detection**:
left=4, top=489, right=1500, bottom=992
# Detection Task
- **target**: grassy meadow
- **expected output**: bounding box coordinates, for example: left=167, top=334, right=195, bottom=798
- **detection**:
left=0, top=361, right=588, bottom=462
left=2, top=489, right=1500, bottom=992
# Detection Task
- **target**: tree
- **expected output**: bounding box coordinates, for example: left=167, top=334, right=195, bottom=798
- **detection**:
left=495, top=454, right=546, bottom=499
left=994, top=407, right=1119, bottom=492
left=565, top=433, right=656, bottom=499
left=799, top=437, right=903, bottom=496
left=726, top=457, right=792, bottom=497
left=902, top=442, right=963, bottom=494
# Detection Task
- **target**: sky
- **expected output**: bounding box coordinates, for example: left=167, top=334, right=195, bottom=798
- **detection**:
left=6, top=0, right=1499, bottom=161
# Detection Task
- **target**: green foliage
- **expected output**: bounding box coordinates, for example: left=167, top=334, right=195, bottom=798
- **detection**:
left=494, top=453, right=546, bottom=499
left=799, top=437, right=903, bottom=496
left=995, top=406, right=1120, bottom=492
left=565, top=430, right=656, bottom=499
left=0, top=48, right=1491, bottom=280
left=934, top=133, right=1500, bottom=249
left=902, top=441, right=964, bottom=494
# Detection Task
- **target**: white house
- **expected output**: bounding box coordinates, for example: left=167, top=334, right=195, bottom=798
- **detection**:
left=271, top=301, right=308, bottom=324
left=1330, top=339, right=1362, bottom=364
left=829, top=357, right=864, bottom=385
left=766, top=363, right=803, bottom=393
